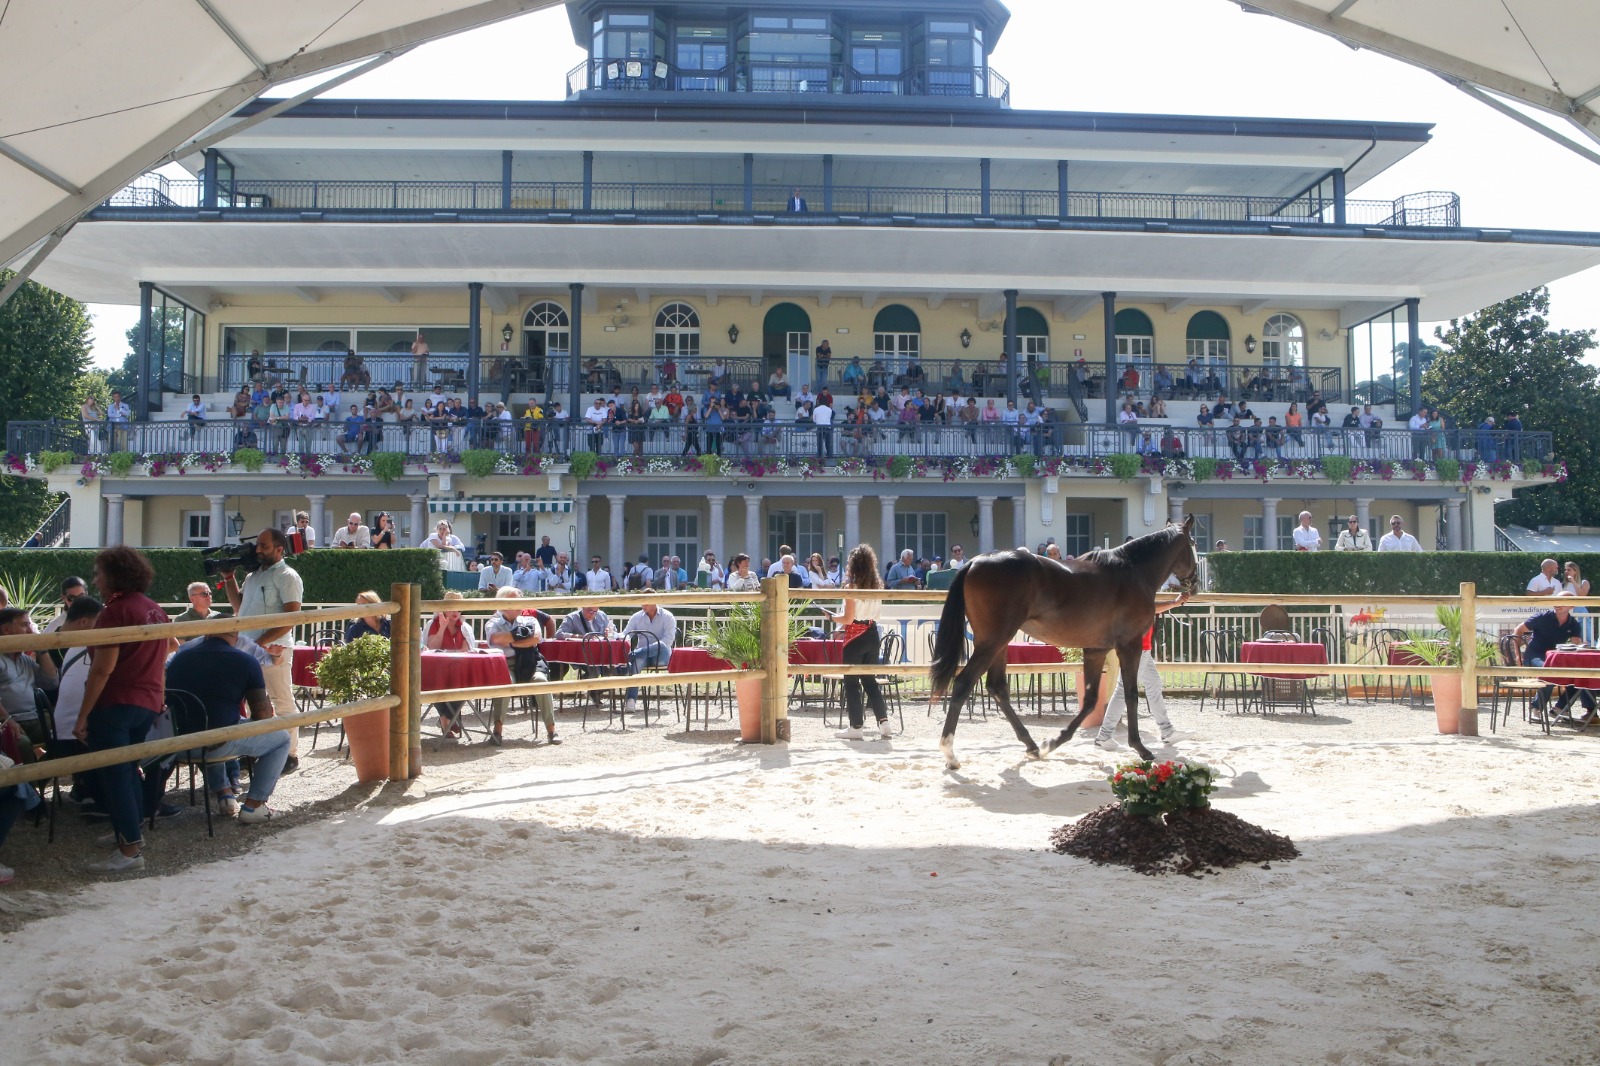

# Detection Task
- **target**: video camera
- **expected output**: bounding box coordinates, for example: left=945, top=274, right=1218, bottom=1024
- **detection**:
left=200, top=531, right=304, bottom=577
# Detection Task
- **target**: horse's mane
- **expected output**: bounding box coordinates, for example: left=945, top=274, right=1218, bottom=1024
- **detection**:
left=1076, top=523, right=1187, bottom=570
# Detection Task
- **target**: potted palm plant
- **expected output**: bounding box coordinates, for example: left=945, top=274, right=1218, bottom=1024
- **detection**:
left=1400, top=605, right=1497, bottom=733
left=313, top=634, right=393, bottom=782
left=701, top=601, right=809, bottom=742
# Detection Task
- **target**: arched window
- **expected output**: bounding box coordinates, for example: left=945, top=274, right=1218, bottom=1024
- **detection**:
left=873, top=304, right=921, bottom=367
left=521, top=301, right=571, bottom=395
left=654, top=302, right=701, bottom=360
left=1185, top=310, right=1230, bottom=364
left=1016, top=305, right=1049, bottom=366
left=1113, top=308, right=1153, bottom=361
left=1261, top=313, right=1304, bottom=367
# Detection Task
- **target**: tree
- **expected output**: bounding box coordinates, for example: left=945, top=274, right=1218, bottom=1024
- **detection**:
left=1423, top=287, right=1600, bottom=527
left=0, top=270, right=92, bottom=543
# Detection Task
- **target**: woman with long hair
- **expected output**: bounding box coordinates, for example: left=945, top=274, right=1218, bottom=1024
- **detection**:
left=424, top=591, right=476, bottom=739
left=825, top=544, right=892, bottom=740
left=805, top=552, right=835, bottom=589
left=371, top=512, right=395, bottom=550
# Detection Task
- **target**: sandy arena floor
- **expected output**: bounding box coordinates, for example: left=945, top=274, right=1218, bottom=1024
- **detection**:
left=2, top=694, right=1598, bottom=1065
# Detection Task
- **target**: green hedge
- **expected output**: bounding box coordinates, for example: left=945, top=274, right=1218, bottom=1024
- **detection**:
left=0, top=548, right=443, bottom=603
left=1209, top=551, right=1600, bottom=596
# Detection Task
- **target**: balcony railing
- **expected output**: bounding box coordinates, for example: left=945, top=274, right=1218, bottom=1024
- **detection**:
left=565, top=58, right=1009, bottom=104
left=100, top=176, right=1460, bottom=229
left=7, top=418, right=1551, bottom=472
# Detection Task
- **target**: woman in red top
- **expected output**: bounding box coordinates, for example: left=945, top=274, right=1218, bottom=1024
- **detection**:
left=424, top=591, right=476, bottom=739
left=76, top=546, right=171, bottom=873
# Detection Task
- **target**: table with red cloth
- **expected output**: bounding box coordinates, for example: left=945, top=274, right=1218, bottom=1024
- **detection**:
left=669, top=647, right=735, bottom=730
left=1239, top=640, right=1326, bottom=714
left=292, top=645, right=329, bottom=687
left=1007, top=642, right=1065, bottom=666
left=1538, top=648, right=1600, bottom=690
left=1006, top=642, right=1068, bottom=715
left=420, top=650, right=511, bottom=693
left=538, top=638, right=630, bottom=667
left=790, top=638, right=844, bottom=666
left=669, top=647, right=733, bottom=673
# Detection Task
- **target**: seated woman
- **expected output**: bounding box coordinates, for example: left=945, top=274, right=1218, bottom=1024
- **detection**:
left=1149, top=396, right=1168, bottom=419
left=421, top=520, right=466, bottom=571
left=1196, top=403, right=1214, bottom=427
left=423, top=591, right=476, bottom=740
left=344, top=590, right=391, bottom=642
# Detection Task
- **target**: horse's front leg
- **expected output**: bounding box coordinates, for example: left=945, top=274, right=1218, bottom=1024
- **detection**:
left=1118, top=639, right=1154, bottom=761
left=985, top=662, right=1039, bottom=760
left=1041, top=649, right=1107, bottom=756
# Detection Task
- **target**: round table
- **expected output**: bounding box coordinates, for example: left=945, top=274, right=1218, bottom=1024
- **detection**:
left=420, top=651, right=511, bottom=692
left=1007, top=642, right=1064, bottom=666
left=669, top=647, right=733, bottom=673
left=1241, top=640, right=1327, bottom=680
left=539, top=638, right=630, bottom=667
left=1539, top=648, right=1600, bottom=690
left=790, top=639, right=843, bottom=666
left=292, top=645, right=329, bottom=687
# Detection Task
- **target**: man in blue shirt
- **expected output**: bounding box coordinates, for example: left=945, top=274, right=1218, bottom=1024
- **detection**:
left=886, top=549, right=921, bottom=589
left=165, top=634, right=290, bottom=822
left=1513, top=593, right=1594, bottom=719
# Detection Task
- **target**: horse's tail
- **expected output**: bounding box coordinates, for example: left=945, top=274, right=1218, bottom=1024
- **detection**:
left=929, top=564, right=970, bottom=698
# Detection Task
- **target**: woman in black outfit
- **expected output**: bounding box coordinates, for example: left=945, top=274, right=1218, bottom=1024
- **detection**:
left=680, top=396, right=701, bottom=456
left=371, top=512, right=395, bottom=550
left=826, top=544, right=892, bottom=740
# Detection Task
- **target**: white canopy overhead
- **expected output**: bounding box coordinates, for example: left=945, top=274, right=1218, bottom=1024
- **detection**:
left=1236, top=0, right=1600, bottom=162
left=0, top=0, right=565, bottom=270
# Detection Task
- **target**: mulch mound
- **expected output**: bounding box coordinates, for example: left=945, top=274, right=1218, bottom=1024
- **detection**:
left=1050, top=804, right=1299, bottom=876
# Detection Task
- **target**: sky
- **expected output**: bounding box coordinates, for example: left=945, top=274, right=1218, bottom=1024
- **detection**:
left=83, top=0, right=1600, bottom=370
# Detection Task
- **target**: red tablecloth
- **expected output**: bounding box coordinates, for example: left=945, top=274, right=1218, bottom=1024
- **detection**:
left=790, top=639, right=843, bottom=666
left=1007, top=642, right=1064, bottom=666
left=1540, top=649, right=1600, bottom=690
left=421, top=651, right=510, bottom=692
left=1240, top=641, right=1327, bottom=681
left=292, top=645, right=329, bottom=687
left=539, top=638, right=630, bottom=667
left=1387, top=644, right=1433, bottom=668
left=670, top=647, right=733, bottom=673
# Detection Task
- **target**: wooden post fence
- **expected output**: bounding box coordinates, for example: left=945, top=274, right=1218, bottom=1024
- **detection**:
left=404, top=583, right=423, bottom=778
left=388, top=582, right=413, bottom=781
left=760, top=575, right=791, bottom=743
left=1459, top=581, right=1480, bottom=737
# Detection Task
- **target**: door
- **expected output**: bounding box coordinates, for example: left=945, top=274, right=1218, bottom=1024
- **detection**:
left=763, top=303, right=812, bottom=389
left=525, top=331, right=547, bottom=396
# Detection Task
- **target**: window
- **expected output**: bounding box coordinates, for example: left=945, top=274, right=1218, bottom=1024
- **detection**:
left=767, top=510, right=823, bottom=565
left=742, top=14, right=836, bottom=93
left=646, top=511, right=699, bottom=569
left=850, top=29, right=903, bottom=93
left=1185, top=310, right=1231, bottom=364
left=654, top=303, right=701, bottom=360
left=923, top=19, right=982, bottom=96
left=1276, top=514, right=1295, bottom=551
left=895, top=512, right=947, bottom=564
left=675, top=25, right=728, bottom=90
left=181, top=512, right=211, bottom=548
left=1062, top=513, right=1093, bottom=558
left=1113, top=308, right=1154, bottom=362
left=1016, top=306, right=1049, bottom=369
left=1189, top=514, right=1212, bottom=554
left=873, top=304, right=921, bottom=370
left=1243, top=515, right=1264, bottom=552
left=1261, top=313, right=1305, bottom=367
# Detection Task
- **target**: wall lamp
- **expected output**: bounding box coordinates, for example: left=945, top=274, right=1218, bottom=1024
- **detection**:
left=727, top=323, right=740, bottom=344
left=959, top=328, right=972, bottom=348
left=1244, top=334, right=1257, bottom=354
left=969, top=514, right=980, bottom=536
left=501, top=323, right=514, bottom=344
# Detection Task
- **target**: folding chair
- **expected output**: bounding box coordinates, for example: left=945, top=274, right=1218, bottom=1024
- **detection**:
left=165, top=689, right=236, bottom=838
left=580, top=633, right=625, bottom=730
left=1491, top=633, right=1548, bottom=734
left=1197, top=628, right=1247, bottom=715
left=874, top=631, right=907, bottom=734
left=1308, top=626, right=1349, bottom=704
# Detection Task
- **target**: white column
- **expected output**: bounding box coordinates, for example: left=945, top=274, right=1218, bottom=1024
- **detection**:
left=105, top=493, right=125, bottom=546
left=744, top=495, right=762, bottom=559
left=879, top=495, right=897, bottom=560
left=608, top=494, right=625, bottom=572
left=1011, top=495, right=1025, bottom=549
left=1445, top=497, right=1464, bottom=551
left=977, top=495, right=996, bottom=554
left=409, top=493, right=428, bottom=546
left=574, top=496, right=590, bottom=561
left=843, top=495, right=862, bottom=553
left=68, top=481, right=104, bottom=548
left=1168, top=495, right=1187, bottom=526
left=306, top=494, right=327, bottom=544
left=707, top=494, right=726, bottom=565
left=1355, top=497, right=1373, bottom=532
left=1261, top=497, right=1280, bottom=549
left=206, top=494, right=227, bottom=547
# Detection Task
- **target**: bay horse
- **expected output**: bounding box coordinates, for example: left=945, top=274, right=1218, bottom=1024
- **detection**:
left=929, top=516, right=1199, bottom=770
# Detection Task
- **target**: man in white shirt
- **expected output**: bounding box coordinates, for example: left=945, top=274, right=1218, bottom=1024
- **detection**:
left=585, top=554, right=614, bottom=592
left=812, top=397, right=834, bottom=458
left=426, top=387, right=447, bottom=410
left=331, top=512, right=370, bottom=549
left=477, top=552, right=514, bottom=593
left=767, top=545, right=811, bottom=586
left=1527, top=558, right=1562, bottom=596
left=1333, top=515, right=1373, bottom=551
left=290, top=511, right=317, bottom=549
left=584, top=398, right=610, bottom=451
left=696, top=551, right=726, bottom=589
left=1407, top=408, right=1430, bottom=460
left=1377, top=515, right=1422, bottom=552
left=621, top=602, right=676, bottom=713
left=222, top=528, right=304, bottom=765
left=1291, top=511, right=1322, bottom=551
left=512, top=553, right=546, bottom=594
left=947, top=544, right=968, bottom=570
left=655, top=555, right=681, bottom=591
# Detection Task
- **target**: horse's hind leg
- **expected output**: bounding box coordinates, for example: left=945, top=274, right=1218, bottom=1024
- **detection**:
left=1041, top=650, right=1107, bottom=756
left=985, top=662, right=1040, bottom=759
left=940, top=640, right=1004, bottom=770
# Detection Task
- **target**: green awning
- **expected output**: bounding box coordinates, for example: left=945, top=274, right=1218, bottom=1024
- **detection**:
left=428, top=498, right=573, bottom=514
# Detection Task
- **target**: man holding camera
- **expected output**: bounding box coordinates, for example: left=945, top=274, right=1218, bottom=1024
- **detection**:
left=221, top=528, right=304, bottom=770
left=484, top=587, right=559, bottom=746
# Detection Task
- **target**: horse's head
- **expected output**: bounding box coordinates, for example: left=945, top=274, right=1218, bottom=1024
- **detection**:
left=1170, top=515, right=1200, bottom=595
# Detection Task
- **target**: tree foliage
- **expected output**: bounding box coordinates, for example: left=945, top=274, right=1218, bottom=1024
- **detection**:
left=0, top=271, right=91, bottom=543
left=1423, top=287, right=1600, bottom=527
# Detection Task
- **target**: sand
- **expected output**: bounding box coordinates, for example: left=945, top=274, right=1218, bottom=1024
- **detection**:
left=2, top=697, right=1599, bottom=1065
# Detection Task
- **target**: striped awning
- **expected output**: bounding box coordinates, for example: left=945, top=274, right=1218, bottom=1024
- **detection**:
left=428, top=498, right=573, bottom=514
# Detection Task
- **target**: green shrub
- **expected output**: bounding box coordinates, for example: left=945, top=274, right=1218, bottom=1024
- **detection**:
left=314, top=634, right=394, bottom=703
left=0, top=547, right=443, bottom=602
left=39, top=451, right=73, bottom=474
left=1108, top=452, right=1142, bottom=481
left=233, top=447, right=265, bottom=472
left=1435, top=458, right=1460, bottom=483
left=568, top=450, right=599, bottom=479
left=1208, top=551, right=1600, bottom=597
left=105, top=452, right=137, bottom=478
left=369, top=451, right=406, bottom=484
left=1190, top=457, right=1218, bottom=482
left=460, top=449, right=500, bottom=479
left=1320, top=455, right=1352, bottom=484
left=1011, top=453, right=1036, bottom=477
left=888, top=454, right=912, bottom=479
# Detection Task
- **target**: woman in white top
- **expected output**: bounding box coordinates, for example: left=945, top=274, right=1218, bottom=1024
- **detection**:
left=79, top=396, right=103, bottom=453
left=805, top=552, right=835, bottom=589
left=724, top=553, right=762, bottom=592
left=421, top=520, right=466, bottom=571
left=824, top=544, right=891, bottom=740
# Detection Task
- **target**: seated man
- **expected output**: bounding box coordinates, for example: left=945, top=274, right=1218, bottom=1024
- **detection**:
left=1513, top=593, right=1596, bottom=721
left=341, top=349, right=370, bottom=388
left=484, top=587, right=558, bottom=746
left=331, top=511, right=371, bottom=549
left=621, top=601, right=676, bottom=715
left=165, top=632, right=290, bottom=822
left=557, top=604, right=615, bottom=639
left=767, top=367, right=792, bottom=399
left=0, top=606, right=56, bottom=750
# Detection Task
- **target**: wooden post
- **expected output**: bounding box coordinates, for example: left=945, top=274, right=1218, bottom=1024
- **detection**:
left=1458, top=581, right=1479, bottom=736
left=404, top=582, right=424, bottom=777
left=759, top=575, right=791, bottom=743
left=388, top=582, right=412, bottom=781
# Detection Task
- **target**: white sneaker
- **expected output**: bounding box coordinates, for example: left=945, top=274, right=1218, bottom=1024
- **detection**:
left=834, top=727, right=865, bottom=740
left=1093, top=736, right=1122, bottom=752
left=877, top=719, right=895, bottom=738
left=1160, top=730, right=1194, bottom=744
left=624, top=698, right=640, bottom=714
left=217, top=794, right=240, bottom=817
left=85, top=849, right=145, bottom=874
left=238, top=804, right=275, bottom=824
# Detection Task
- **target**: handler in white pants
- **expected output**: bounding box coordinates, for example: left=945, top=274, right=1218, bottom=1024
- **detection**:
left=1095, top=590, right=1192, bottom=751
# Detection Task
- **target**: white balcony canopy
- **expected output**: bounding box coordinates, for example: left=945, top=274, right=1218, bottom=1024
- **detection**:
left=0, top=0, right=565, bottom=269
left=1236, top=0, right=1600, bottom=162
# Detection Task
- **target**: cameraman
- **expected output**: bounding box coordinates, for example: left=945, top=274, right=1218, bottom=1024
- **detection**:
left=221, top=528, right=304, bottom=771
left=484, top=587, right=558, bottom=746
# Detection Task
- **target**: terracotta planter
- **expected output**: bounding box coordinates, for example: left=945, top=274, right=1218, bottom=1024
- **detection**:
left=1074, top=651, right=1118, bottom=729
left=344, top=706, right=392, bottom=783
left=736, top=676, right=764, bottom=743
left=1432, top=673, right=1462, bottom=735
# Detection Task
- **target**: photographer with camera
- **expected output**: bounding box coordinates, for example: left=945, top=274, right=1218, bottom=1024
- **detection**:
left=484, top=587, right=558, bottom=746
left=220, top=528, right=304, bottom=771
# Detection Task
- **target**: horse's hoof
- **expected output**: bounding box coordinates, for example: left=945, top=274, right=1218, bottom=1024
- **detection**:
left=1039, top=738, right=1058, bottom=757
left=1024, top=747, right=1042, bottom=761
left=940, top=736, right=959, bottom=770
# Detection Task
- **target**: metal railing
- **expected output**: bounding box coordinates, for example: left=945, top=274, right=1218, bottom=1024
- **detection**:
left=213, top=352, right=767, bottom=394
left=6, top=417, right=1552, bottom=470
left=21, top=494, right=70, bottom=548
left=1051, top=359, right=1346, bottom=406
left=565, top=58, right=1009, bottom=104
left=101, top=176, right=1460, bottom=228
